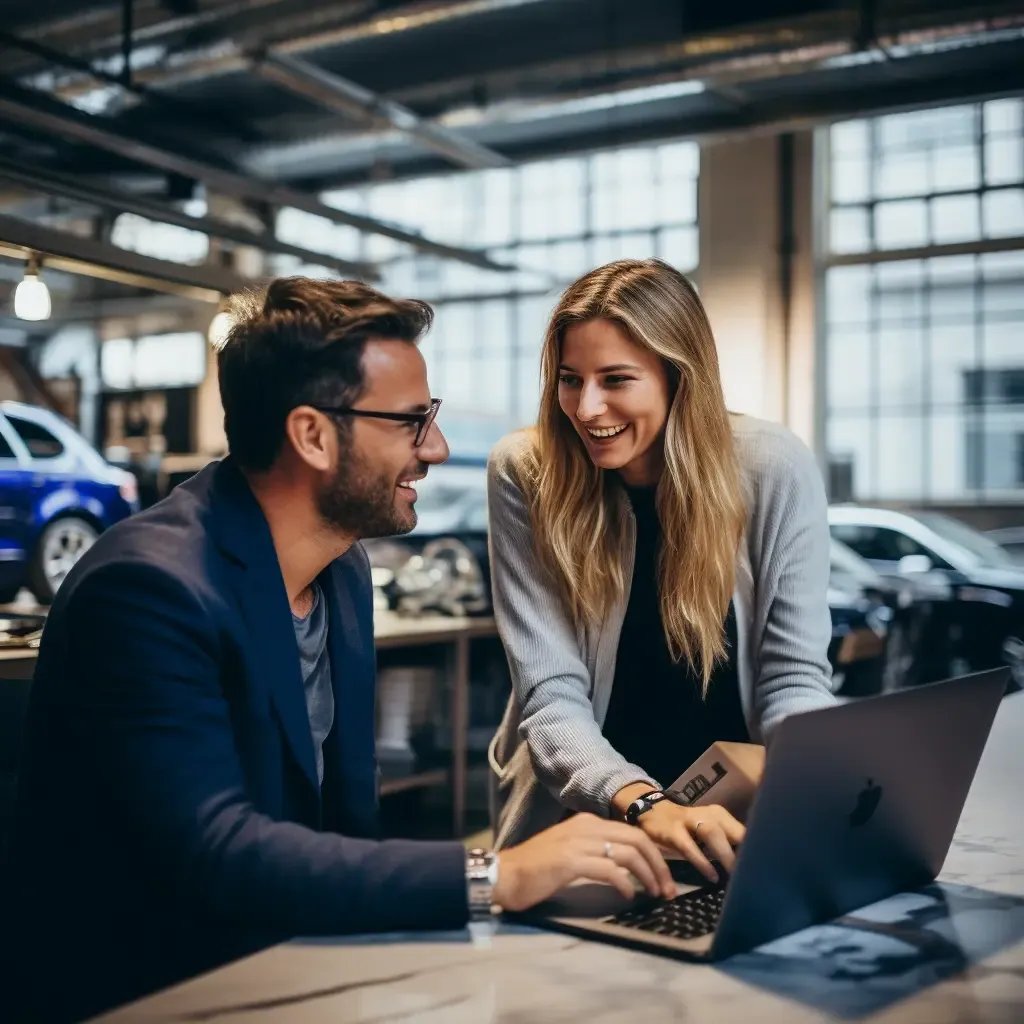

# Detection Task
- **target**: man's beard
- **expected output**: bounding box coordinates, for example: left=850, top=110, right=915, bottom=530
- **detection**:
left=316, top=450, right=415, bottom=539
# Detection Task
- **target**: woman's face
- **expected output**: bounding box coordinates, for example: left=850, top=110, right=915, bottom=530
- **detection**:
left=557, top=318, right=673, bottom=487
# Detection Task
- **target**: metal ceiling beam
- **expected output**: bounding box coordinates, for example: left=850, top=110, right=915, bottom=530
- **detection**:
left=0, top=27, right=266, bottom=144
left=0, top=213, right=249, bottom=302
left=256, top=39, right=1024, bottom=185
left=254, top=51, right=510, bottom=170
left=48, top=0, right=554, bottom=93
left=0, top=79, right=515, bottom=273
left=0, top=155, right=378, bottom=280
left=7, top=1, right=378, bottom=79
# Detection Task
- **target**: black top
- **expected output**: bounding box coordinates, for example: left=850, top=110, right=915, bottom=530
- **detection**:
left=602, top=484, right=749, bottom=789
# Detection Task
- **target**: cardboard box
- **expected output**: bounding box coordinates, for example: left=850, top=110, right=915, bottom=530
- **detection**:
left=664, top=741, right=765, bottom=823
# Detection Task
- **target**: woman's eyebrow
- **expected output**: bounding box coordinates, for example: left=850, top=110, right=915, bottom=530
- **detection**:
left=557, top=363, right=642, bottom=372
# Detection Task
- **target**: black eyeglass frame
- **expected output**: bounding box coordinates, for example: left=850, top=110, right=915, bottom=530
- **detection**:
left=313, top=397, right=442, bottom=447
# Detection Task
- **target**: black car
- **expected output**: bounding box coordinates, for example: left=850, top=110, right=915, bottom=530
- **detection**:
left=830, top=507, right=1024, bottom=692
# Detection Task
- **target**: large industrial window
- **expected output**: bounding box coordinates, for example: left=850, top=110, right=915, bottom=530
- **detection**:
left=822, top=99, right=1024, bottom=503
left=276, top=139, right=699, bottom=456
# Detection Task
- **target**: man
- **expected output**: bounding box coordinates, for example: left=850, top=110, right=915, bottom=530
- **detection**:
left=6, top=278, right=673, bottom=1022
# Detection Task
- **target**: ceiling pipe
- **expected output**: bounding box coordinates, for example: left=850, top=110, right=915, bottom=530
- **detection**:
left=254, top=51, right=510, bottom=169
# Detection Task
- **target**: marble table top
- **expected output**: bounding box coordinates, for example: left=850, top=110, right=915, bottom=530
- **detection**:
left=96, top=692, right=1024, bottom=1024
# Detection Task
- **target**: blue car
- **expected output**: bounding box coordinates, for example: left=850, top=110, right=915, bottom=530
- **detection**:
left=0, top=402, right=139, bottom=603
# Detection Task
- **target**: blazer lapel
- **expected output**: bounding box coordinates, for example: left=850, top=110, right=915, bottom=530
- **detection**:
left=321, top=548, right=378, bottom=834
left=212, top=461, right=319, bottom=796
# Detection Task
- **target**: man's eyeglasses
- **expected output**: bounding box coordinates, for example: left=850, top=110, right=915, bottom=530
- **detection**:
left=314, top=397, right=442, bottom=448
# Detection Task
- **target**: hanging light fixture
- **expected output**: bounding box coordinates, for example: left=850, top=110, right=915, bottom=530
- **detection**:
left=14, top=253, right=52, bottom=322
left=207, top=296, right=234, bottom=351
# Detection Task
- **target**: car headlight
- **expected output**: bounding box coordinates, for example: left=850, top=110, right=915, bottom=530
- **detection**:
left=118, top=475, right=138, bottom=505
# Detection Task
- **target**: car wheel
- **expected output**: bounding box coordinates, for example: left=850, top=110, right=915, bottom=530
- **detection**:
left=28, top=516, right=99, bottom=603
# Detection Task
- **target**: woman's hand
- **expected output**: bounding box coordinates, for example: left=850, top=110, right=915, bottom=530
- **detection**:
left=636, top=800, right=745, bottom=884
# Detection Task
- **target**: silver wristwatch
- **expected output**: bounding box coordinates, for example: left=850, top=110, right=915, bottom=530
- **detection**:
left=465, top=848, right=500, bottom=920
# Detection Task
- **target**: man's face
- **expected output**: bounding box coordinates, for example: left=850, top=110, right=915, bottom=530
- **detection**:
left=317, top=338, right=449, bottom=539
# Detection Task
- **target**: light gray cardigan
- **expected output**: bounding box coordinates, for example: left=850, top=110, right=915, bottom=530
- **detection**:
left=486, top=414, right=838, bottom=849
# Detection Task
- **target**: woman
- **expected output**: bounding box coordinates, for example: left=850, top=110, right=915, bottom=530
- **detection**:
left=487, top=258, right=836, bottom=883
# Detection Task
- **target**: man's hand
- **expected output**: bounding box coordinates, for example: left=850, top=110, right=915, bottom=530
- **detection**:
left=635, top=801, right=744, bottom=884
left=492, top=813, right=675, bottom=912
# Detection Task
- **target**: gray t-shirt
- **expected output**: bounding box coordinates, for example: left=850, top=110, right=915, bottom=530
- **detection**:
left=292, top=583, right=334, bottom=787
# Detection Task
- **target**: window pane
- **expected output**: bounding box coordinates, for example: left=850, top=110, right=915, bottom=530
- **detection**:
left=928, top=254, right=976, bottom=322
left=831, top=119, right=869, bottom=155
left=875, top=199, right=928, bottom=249
left=931, top=144, right=980, bottom=192
left=827, top=415, right=874, bottom=500
left=930, top=194, right=979, bottom=244
left=110, top=213, right=209, bottom=264
left=978, top=406, right=1024, bottom=492
left=831, top=156, right=870, bottom=203
left=984, top=136, right=1024, bottom=186
left=929, top=411, right=968, bottom=499
left=443, top=359, right=477, bottom=411
left=477, top=169, right=515, bottom=246
left=980, top=250, right=1024, bottom=315
left=656, top=140, right=699, bottom=179
left=875, top=260, right=924, bottom=324
left=877, top=327, right=924, bottom=409
left=984, top=98, right=1023, bottom=135
left=983, top=319, right=1024, bottom=370
left=655, top=170, right=698, bottom=223
left=826, top=265, right=872, bottom=326
left=830, top=206, right=871, bottom=254
left=547, top=239, right=589, bottom=282
left=875, top=414, right=924, bottom=498
left=827, top=329, right=871, bottom=411
left=133, top=332, right=206, bottom=388
left=437, top=303, right=476, bottom=359
left=659, top=225, right=698, bottom=273
left=876, top=150, right=929, bottom=198
left=982, top=189, right=1024, bottom=238
left=930, top=325, right=977, bottom=407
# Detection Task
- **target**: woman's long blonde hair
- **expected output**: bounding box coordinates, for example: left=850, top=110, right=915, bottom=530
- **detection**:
left=527, top=258, right=746, bottom=693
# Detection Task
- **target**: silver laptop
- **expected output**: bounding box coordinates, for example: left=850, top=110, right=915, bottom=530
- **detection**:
left=520, top=668, right=1009, bottom=962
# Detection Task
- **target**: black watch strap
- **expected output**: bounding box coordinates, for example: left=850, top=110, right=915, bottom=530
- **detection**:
left=624, top=789, right=667, bottom=825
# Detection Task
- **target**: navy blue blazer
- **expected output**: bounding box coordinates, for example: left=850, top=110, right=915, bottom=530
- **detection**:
left=6, top=459, right=467, bottom=1022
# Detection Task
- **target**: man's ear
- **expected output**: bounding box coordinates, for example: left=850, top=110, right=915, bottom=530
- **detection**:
left=284, top=405, right=335, bottom=472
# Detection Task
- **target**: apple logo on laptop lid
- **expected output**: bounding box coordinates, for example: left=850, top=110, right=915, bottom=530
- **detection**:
left=849, top=778, right=883, bottom=827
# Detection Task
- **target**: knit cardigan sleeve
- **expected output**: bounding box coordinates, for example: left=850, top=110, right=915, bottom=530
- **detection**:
left=737, top=420, right=838, bottom=738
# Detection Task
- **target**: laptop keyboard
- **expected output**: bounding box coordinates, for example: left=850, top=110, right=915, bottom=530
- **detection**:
left=608, top=886, right=726, bottom=940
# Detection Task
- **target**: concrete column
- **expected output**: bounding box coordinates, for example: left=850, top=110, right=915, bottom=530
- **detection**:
left=698, top=129, right=818, bottom=450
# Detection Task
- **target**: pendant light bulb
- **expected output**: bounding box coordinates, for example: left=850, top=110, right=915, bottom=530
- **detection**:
left=14, top=254, right=52, bottom=322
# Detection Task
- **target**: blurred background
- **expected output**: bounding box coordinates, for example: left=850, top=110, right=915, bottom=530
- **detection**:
left=0, top=0, right=1022, bottom=836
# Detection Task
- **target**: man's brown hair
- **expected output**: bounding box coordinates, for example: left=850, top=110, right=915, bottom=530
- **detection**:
left=217, top=277, right=433, bottom=471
